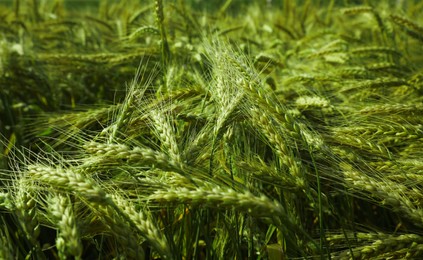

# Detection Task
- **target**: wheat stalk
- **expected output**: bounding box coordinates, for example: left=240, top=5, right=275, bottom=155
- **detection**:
left=0, top=225, right=14, bottom=260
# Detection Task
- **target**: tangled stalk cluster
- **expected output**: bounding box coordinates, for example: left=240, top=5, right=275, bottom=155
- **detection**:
left=0, top=0, right=423, bottom=259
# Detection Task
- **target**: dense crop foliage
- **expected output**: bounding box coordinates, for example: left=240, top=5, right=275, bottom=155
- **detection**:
left=0, top=0, right=422, bottom=259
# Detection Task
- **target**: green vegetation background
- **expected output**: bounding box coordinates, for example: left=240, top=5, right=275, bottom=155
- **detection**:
left=0, top=0, right=422, bottom=259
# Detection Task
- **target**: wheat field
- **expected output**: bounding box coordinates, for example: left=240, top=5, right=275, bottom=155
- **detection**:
left=0, top=0, right=423, bottom=259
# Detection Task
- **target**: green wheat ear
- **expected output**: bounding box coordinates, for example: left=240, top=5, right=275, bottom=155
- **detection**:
left=390, top=14, right=423, bottom=42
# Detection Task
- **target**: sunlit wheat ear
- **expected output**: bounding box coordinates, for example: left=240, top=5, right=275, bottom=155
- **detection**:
left=295, top=96, right=330, bottom=110
left=149, top=108, right=181, bottom=164
left=191, top=39, right=248, bottom=170
left=249, top=107, right=305, bottom=188
left=332, top=131, right=391, bottom=158
left=370, top=159, right=423, bottom=176
left=107, top=61, right=151, bottom=143
left=82, top=141, right=185, bottom=174
left=26, top=163, right=148, bottom=258
left=13, top=179, right=41, bottom=254
left=341, top=163, right=423, bottom=228
left=332, top=123, right=421, bottom=149
left=148, top=186, right=285, bottom=225
left=328, top=233, right=423, bottom=259
left=207, top=40, right=323, bottom=153
left=27, top=164, right=110, bottom=204
left=112, top=194, right=172, bottom=259
left=47, top=194, right=82, bottom=260
left=340, top=234, right=423, bottom=259
left=28, top=163, right=145, bottom=258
